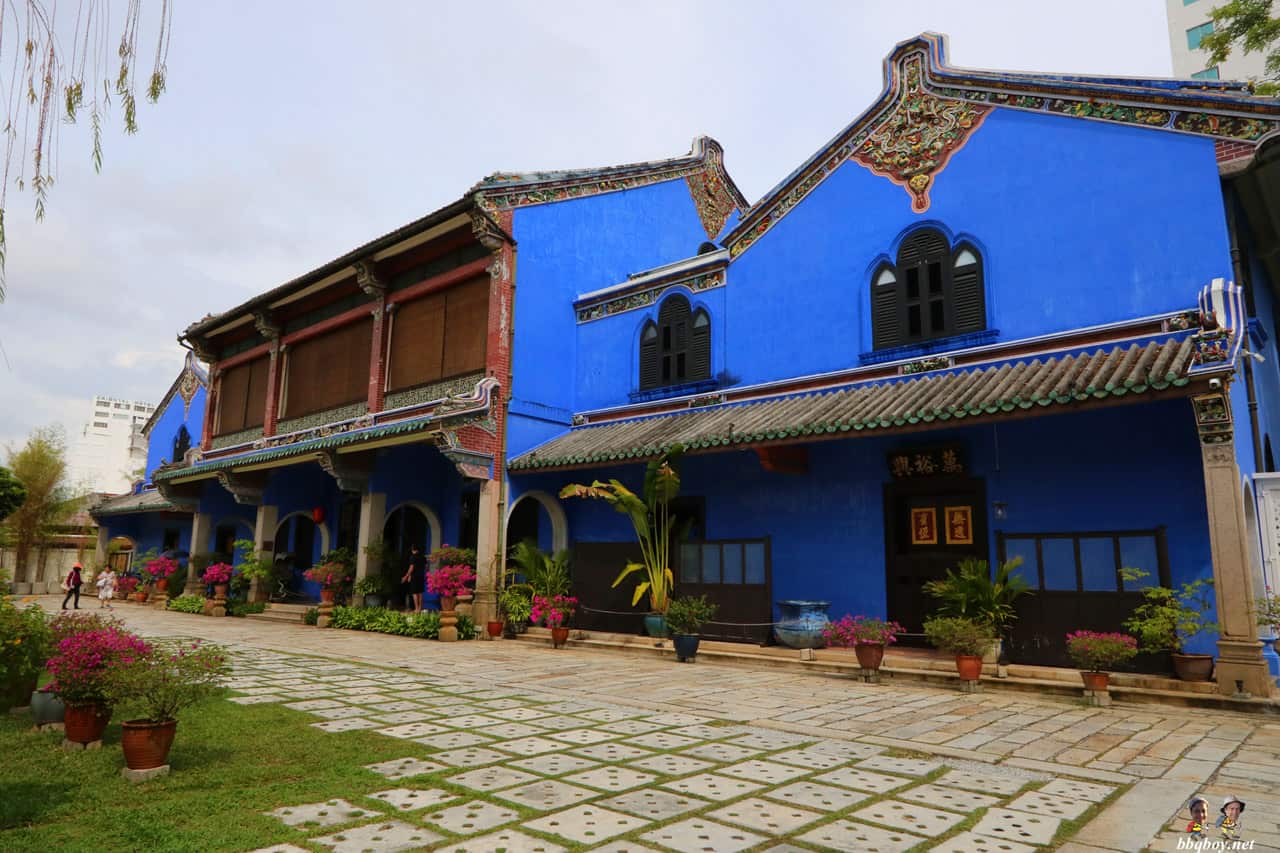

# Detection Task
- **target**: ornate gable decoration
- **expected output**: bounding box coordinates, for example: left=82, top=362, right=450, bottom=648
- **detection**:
left=684, top=140, right=739, bottom=239
left=576, top=270, right=725, bottom=324
left=852, top=54, right=990, bottom=213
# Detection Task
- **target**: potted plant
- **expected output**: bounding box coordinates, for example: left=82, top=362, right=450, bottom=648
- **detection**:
left=117, top=575, right=139, bottom=600
left=923, top=616, right=994, bottom=681
left=0, top=592, right=50, bottom=710
left=300, top=562, right=347, bottom=604
left=140, top=555, right=179, bottom=594
left=46, top=624, right=150, bottom=743
left=353, top=574, right=392, bottom=608
left=1065, top=630, right=1139, bottom=692
left=924, top=557, right=1030, bottom=667
left=1254, top=585, right=1280, bottom=664
left=499, top=587, right=532, bottom=636
left=1122, top=570, right=1219, bottom=681
left=560, top=444, right=688, bottom=637
left=665, top=595, right=718, bottom=662
left=822, top=615, right=904, bottom=673
left=103, top=640, right=228, bottom=770
left=201, top=562, right=235, bottom=600
left=532, top=594, right=578, bottom=648
left=427, top=563, right=475, bottom=611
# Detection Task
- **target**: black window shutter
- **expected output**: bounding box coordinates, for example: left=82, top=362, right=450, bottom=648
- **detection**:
left=952, top=252, right=985, bottom=334
left=639, top=323, right=659, bottom=390
left=872, top=283, right=900, bottom=349
left=691, top=311, right=711, bottom=380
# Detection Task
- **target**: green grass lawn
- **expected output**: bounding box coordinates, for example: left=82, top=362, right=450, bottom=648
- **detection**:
left=0, top=696, right=445, bottom=853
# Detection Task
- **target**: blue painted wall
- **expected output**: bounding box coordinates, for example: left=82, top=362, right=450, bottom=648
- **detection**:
left=512, top=397, right=1217, bottom=653
left=564, top=109, right=1233, bottom=411
left=144, top=386, right=206, bottom=481
left=507, top=178, right=721, bottom=458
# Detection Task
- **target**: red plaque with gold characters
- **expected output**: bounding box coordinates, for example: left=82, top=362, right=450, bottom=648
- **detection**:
left=910, top=507, right=938, bottom=545
left=945, top=506, right=974, bottom=545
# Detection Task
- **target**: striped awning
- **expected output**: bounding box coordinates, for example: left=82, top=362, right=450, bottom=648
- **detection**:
left=510, top=337, right=1202, bottom=472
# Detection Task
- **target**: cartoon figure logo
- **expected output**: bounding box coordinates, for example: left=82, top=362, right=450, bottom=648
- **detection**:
left=1215, top=794, right=1245, bottom=841
left=1186, top=795, right=1209, bottom=840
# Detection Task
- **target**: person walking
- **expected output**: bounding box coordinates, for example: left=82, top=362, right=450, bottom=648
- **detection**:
left=61, top=562, right=84, bottom=610
left=95, top=566, right=117, bottom=609
left=401, top=543, right=426, bottom=613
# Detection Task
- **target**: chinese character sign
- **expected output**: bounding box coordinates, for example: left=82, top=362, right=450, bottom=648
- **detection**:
left=945, top=506, right=973, bottom=545
left=911, top=508, right=938, bottom=545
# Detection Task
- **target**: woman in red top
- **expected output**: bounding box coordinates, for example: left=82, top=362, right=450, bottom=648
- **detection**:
left=61, top=562, right=83, bottom=610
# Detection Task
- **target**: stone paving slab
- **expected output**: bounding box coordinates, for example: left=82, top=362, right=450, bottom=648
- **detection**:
left=706, top=796, right=824, bottom=835
left=495, top=779, right=600, bottom=811
left=421, top=799, right=521, bottom=835
left=564, top=765, right=658, bottom=792
left=265, top=799, right=379, bottom=828
left=1006, top=789, right=1094, bottom=821
left=639, top=817, right=768, bottom=853
left=512, top=751, right=603, bottom=776
left=574, top=742, right=655, bottom=762
left=857, top=754, right=944, bottom=776
left=363, top=787, right=456, bottom=812
left=812, top=765, right=913, bottom=793
left=762, top=780, right=872, bottom=812
left=659, top=772, right=765, bottom=802
left=794, top=818, right=925, bottom=853
left=434, top=828, right=567, bottom=852
left=934, top=768, right=1030, bottom=796
left=927, top=830, right=1039, bottom=853
left=849, top=798, right=968, bottom=837
left=897, top=781, right=1001, bottom=812
left=627, top=753, right=717, bottom=777
left=362, top=757, right=444, bottom=780
left=971, top=808, right=1063, bottom=846
left=448, top=765, right=542, bottom=792
left=717, top=759, right=811, bottom=785
left=525, top=804, right=651, bottom=845
left=600, top=789, right=711, bottom=821
left=679, top=742, right=762, bottom=763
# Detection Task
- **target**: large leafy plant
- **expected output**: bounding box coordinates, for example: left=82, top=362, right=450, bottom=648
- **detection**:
left=560, top=444, right=687, bottom=613
left=506, top=540, right=572, bottom=599
left=0, top=592, right=50, bottom=693
left=1122, top=569, right=1218, bottom=654
left=923, top=616, right=994, bottom=656
left=923, top=558, right=1031, bottom=636
left=102, top=640, right=228, bottom=723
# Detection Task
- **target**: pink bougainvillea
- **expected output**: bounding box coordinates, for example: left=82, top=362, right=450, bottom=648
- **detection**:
left=822, top=615, right=905, bottom=647
left=427, top=564, right=475, bottom=598
left=1065, top=630, right=1139, bottom=672
left=46, top=627, right=152, bottom=705
left=303, top=563, right=351, bottom=591
left=142, top=556, right=178, bottom=580
left=531, top=594, right=578, bottom=629
left=202, top=562, right=234, bottom=585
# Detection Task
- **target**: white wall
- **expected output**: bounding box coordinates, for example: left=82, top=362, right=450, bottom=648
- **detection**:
left=1166, top=0, right=1278, bottom=81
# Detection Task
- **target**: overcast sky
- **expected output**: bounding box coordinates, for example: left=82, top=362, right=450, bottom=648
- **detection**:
left=0, top=0, right=1174, bottom=454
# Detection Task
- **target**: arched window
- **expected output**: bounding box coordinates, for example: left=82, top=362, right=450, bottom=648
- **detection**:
left=172, top=425, right=191, bottom=463
left=871, top=228, right=986, bottom=350
left=639, top=295, right=712, bottom=391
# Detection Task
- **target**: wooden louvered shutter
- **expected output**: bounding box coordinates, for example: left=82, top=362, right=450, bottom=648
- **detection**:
left=952, top=247, right=986, bottom=334
left=639, top=322, right=659, bottom=390
left=691, top=310, right=711, bottom=381
left=388, top=292, right=446, bottom=390
left=897, top=230, right=948, bottom=268
left=442, top=276, right=489, bottom=378
left=285, top=319, right=373, bottom=417
left=871, top=266, right=900, bottom=350
left=243, top=357, right=270, bottom=428
left=216, top=362, right=251, bottom=434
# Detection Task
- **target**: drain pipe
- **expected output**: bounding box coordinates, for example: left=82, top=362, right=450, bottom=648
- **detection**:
left=1226, top=186, right=1264, bottom=473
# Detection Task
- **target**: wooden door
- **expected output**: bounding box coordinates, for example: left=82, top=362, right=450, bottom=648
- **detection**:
left=885, top=478, right=988, bottom=635
left=675, top=539, right=772, bottom=644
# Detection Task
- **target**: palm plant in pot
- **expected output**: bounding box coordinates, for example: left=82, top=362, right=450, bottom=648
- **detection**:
left=499, top=587, right=533, bottom=637
left=560, top=444, right=687, bottom=638
left=103, top=640, right=228, bottom=770
left=1122, top=570, right=1218, bottom=681
left=923, top=616, right=994, bottom=681
left=822, top=615, right=904, bottom=674
left=665, top=595, right=717, bottom=663
left=923, top=557, right=1030, bottom=669
left=1065, top=630, right=1139, bottom=692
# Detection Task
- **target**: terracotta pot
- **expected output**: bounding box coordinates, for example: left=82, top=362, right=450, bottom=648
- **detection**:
left=64, top=702, right=112, bottom=744
left=156, top=579, right=169, bottom=593
left=551, top=627, right=570, bottom=648
left=439, top=595, right=457, bottom=612
left=1172, top=652, right=1215, bottom=682
left=854, top=643, right=886, bottom=671
left=955, top=654, right=983, bottom=681
left=486, top=620, right=503, bottom=638
left=213, top=583, right=229, bottom=599
left=135, top=591, right=149, bottom=603
left=121, top=719, right=177, bottom=770
left=319, top=589, right=335, bottom=604
left=1080, top=671, right=1110, bottom=692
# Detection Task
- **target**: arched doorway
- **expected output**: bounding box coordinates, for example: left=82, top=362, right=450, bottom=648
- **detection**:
left=107, top=536, right=136, bottom=573
left=383, top=502, right=441, bottom=608
left=212, top=518, right=254, bottom=563
left=273, top=512, right=330, bottom=601
left=505, top=490, right=568, bottom=554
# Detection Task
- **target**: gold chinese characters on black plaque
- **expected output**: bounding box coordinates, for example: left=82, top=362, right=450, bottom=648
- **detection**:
left=888, top=445, right=966, bottom=479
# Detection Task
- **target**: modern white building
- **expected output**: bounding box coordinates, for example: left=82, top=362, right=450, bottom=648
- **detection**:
left=1166, top=0, right=1278, bottom=82
left=66, top=395, right=155, bottom=494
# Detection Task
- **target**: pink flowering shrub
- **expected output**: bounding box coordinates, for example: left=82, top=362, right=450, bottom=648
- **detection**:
left=303, top=562, right=350, bottom=591
left=102, top=640, right=229, bottom=722
left=117, top=576, right=139, bottom=594
left=46, top=626, right=151, bottom=705
left=1065, top=630, right=1139, bottom=672
left=427, top=564, right=475, bottom=598
left=822, top=615, right=905, bottom=647
left=202, top=562, right=234, bottom=585
left=142, top=556, right=178, bottom=580
left=531, top=594, right=578, bottom=629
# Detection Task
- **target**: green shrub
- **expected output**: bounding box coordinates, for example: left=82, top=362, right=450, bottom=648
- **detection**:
left=226, top=601, right=267, bottom=617
left=369, top=609, right=409, bottom=635
left=303, top=607, right=319, bottom=626
left=167, top=595, right=204, bottom=614
left=404, top=611, right=440, bottom=639
left=665, top=595, right=717, bottom=635
left=923, top=616, right=994, bottom=656
left=457, top=614, right=478, bottom=640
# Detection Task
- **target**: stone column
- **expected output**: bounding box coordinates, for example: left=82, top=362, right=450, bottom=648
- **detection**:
left=185, top=511, right=214, bottom=597
left=355, top=491, right=386, bottom=581
left=94, top=525, right=110, bottom=570
left=251, top=504, right=279, bottom=603
left=472, top=478, right=502, bottom=626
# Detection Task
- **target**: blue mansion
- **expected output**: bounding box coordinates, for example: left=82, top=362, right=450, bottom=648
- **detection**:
left=98, top=35, right=1280, bottom=696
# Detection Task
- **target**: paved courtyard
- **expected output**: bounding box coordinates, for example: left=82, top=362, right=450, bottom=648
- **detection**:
left=50, top=600, right=1280, bottom=852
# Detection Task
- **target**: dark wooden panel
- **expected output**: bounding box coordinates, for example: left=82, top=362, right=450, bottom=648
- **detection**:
left=442, top=276, right=489, bottom=377
left=571, top=542, right=648, bottom=634
left=388, top=291, right=446, bottom=391
left=285, top=318, right=373, bottom=417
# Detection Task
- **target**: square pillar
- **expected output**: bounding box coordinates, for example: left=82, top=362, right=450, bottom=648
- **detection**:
left=1201, top=438, right=1275, bottom=696
left=471, top=479, right=501, bottom=625
left=185, top=512, right=214, bottom=596
left=251, top=504, right=279, bottom=603
left=94, top=525, right=110, bottom=570
left=355, top=492, right=386, bottom=581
